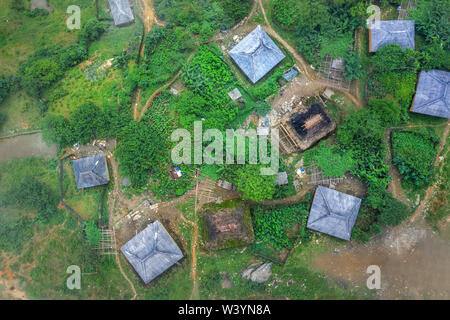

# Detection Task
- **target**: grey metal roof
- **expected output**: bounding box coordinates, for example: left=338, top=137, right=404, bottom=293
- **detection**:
left=121, top=221, right=183, bottom=284
left=108, top=0, right=134, bottom=27
left=282, top=68, right=299, bottom=81
left=307, top=186, right=361, bottom=241
left=229, top=25, right=285, bottom=83
left=73, top=155, right=109, bottom=189
left=370, top=20, right=415, bottom=52
left=275, top=172, right=288, bottom=185
left=411, top=70, right=450, bottom=119
left=228, top=88, right=242, bottom=101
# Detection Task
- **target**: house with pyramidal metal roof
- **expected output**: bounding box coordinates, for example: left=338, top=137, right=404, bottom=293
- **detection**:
left=307, top=186, right=361, bottom=240
left=369, top=20, right=415, bottom=52
left=229, top=25, right=285, bottom=83
left=121, top=221, right=184, bottom=284
left=72, top=155, right=109, bottom=189
left=108, top=0, right=135, bottom=27
left=411, top=70, right=450, bottom=119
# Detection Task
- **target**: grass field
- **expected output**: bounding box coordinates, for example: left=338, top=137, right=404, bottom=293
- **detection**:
left=0, top=0, right=96, bottom=74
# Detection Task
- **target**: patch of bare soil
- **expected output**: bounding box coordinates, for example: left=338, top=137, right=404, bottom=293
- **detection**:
left=313, top=222, right=450, bottom=299
left=30, top=0, right=53, bottom=12
left=0, top=132, right=57, bottom=162
left=0, top=253, right=28, bottom=300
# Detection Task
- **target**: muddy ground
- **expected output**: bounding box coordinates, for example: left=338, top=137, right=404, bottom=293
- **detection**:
left=0, top=132, right=57, bottom=162
left=313, top=218, right=450, bottom=299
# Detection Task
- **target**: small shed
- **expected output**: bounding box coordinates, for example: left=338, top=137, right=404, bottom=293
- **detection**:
left=411, top=70, right=450, bottom=119
left=282, top=68, right=299, bottom=82
left=307, top=186, right=361, bottom=240
left=257, top=126, right=270, bottom=136
left=275, top=171, right=288, bottom=186
left=121, top=221, right=183, bottom=284
left=322, top=88, right=335, bottom=100
left=369, top=20, right=415, bottom=52
left=229, top=25, right=285, bottom=83
left=216, top=179, right=237, bottom=191
left=290, top=102, right=336, bottom=151
left=228, top=88, right=242, bottom=101
left=201, top=200, right=254, bottom=250
left=108, top=0, right=135, bottom=27
left=73, top=155, right=109, bottom=189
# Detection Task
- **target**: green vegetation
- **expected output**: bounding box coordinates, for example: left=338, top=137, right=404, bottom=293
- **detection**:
left=252, top=202, right=310, bottom=251
left=392, top=128, right=439, bottom=188
left=303, top=142, right=354, bottom=178
left=271, top=0, right=368, bottom=73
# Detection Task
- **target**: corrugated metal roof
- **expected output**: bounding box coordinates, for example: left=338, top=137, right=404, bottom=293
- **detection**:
left=229, top=25, right=285, bottom=83
left=370, top=20, right=415, bottom=52
left=307, top=186, right=361, bottom=241
left=108, top=0, right=134, bottom=27
left=275, top=172, right=288, bottom=185
left=412, top=70, right=450, bottom=119
left=73, top=155, right=109, bottom=189
left=121, top=221, right=183, bottom=284
left=282, top=68, right=299, bottom=81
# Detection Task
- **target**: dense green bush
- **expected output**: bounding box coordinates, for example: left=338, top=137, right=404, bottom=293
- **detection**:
left=272, top=0, right=368, bottom=65
left=304, top=143, right=354, bottom=178
left=85, top=221, right=102, bottom=246
left=392, top=129, right=438, bottom=187
left=410, top=0, right=450, bottom=51
left=368, top=99, right=403, bottom=126
left=19, top=45, right=87, bottom=96
left=77, top=19, right=109, bottom=48
left=252, top=202, right=310, bottom=250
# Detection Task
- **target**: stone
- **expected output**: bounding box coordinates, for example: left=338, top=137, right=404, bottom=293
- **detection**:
left=249, top=262, right=272, bottom=283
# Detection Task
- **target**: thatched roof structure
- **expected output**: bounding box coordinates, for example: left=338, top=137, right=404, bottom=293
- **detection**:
left=229, top=25, right=285, bottom=83
left=289, top=102, right=336, bottom=151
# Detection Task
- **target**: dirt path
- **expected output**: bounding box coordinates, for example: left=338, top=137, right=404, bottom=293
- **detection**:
left=257, top=0, right=363, bottom=109
left=137, top=49, right=197, bottom=121
left=384, top=129, right=409, bottom=205
left=258, top=0, right=315, bottom=81
left=188, top=173, right=200, bottom=300
left=106, top=153, right=138, bottom=300
left=137, top=68, right=183, bottom=121
left=132, top=0, right=165, bottom=121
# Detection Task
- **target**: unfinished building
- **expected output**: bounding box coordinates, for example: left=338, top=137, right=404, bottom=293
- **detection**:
left=201, top=200, right=254, bottom=250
